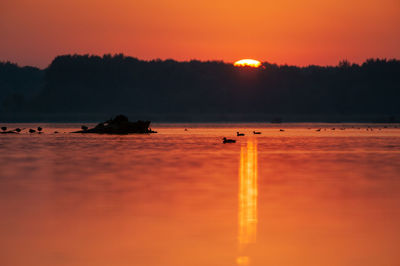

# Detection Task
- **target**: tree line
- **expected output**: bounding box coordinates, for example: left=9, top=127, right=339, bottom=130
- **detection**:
left=1, top=54, right=399, bottom=121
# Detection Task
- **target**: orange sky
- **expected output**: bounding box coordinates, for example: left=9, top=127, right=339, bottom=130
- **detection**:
left=1, top=0, right=399, bottom=68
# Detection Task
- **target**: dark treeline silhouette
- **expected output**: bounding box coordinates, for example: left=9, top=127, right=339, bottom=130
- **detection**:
left=0, top=62, right=44, bottom=112
left=1, top=54, right=399, bottom=122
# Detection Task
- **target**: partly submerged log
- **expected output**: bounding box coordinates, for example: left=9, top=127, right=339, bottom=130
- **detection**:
left=0, top=127, right=21, bottom=134
left=72, top=115, right=157, bottom=134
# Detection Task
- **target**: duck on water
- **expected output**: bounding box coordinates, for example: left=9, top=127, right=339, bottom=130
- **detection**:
left=223, top=137, right=236, bottom=144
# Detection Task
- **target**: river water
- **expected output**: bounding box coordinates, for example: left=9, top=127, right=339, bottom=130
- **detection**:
left=0, top=123, right=399, bottom=266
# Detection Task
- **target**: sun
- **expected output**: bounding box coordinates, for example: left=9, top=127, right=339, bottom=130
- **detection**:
left=234, top=59, right=261, bottom=68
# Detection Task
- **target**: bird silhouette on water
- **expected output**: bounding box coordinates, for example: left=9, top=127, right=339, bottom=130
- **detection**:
left=223, top=137, right=236, bottom=144
left=253, top=131, right=261, bottom=134
left=1, top=127, right=6, bottom=132
left=29, top=129, right=36, bottom=133
left=237, top=132, right=245, bottom=136
left=81, top=125, right=88, bottom=131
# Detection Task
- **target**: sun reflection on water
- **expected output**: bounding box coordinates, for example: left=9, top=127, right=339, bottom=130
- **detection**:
left=238, top=138, right=258, bottom=265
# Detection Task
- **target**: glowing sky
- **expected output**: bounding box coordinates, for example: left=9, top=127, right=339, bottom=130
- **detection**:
left=1, top=0, right=399, bottom=68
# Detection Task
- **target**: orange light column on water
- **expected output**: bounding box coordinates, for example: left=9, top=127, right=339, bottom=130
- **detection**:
left=238, top=139, right=258, bottom=265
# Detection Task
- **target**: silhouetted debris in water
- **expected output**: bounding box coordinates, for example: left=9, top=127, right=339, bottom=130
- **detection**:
left=0, top=127, right=25, bottom=134
left=29, top=129, right=36, bottom=133
left=0, top=126, right=18, bottom=134
left=81, top=125, right=88, bottom=131
left=237, top=132, right=245, bottom=136
left=280, top=129, right=285, bottom=132
left=253, top=131, right=261, bottom=134
left=73, top=115, right=157, bottom=134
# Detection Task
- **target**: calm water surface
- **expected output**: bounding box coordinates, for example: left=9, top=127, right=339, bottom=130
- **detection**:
left=0, top=123, right=400, bottom=266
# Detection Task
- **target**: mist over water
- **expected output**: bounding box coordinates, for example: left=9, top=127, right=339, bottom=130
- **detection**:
left=1, top=123, right=400, bottom=266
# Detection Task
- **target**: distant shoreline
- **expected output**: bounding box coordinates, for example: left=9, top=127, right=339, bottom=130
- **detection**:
left=0, top=113, right=398, bottom=123
left=1, top=55, right=400, bottom=122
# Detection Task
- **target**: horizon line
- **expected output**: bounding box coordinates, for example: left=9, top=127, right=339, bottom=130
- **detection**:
left=1, top=53, right=399, bottom=70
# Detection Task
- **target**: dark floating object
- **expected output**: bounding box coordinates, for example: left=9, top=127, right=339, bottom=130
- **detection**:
left=0, top=126, right=17, bottom=134
left=15, top=128, right=22, bottom=133
left=73, top=115, right=157, bottom=134
left=81, top=125, right=88, bottom=131
left=37, top=127, right=42, bottom=132
left=184, top=128, right=188, bottom=131
left=253, top=131, right=261, bottom=134
left=223, top=137, right=236, bottom=144
left=237, top=132, right=245, bottom=136
left=29, top=129, right=36, bottom=133
left=279, top=129, right=285, bottom=132
left=316, top=128, right=321, bottom=132
left=54, top=131, right=59, bottom=134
